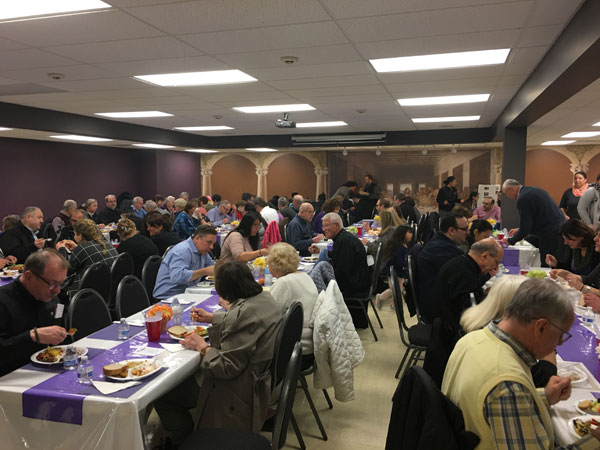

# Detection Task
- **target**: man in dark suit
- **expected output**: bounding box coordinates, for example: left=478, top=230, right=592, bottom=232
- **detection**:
left=98, top=194, right=121, bottom=225
left=501, top=179, right=565, bottom=266
left=0, top=206, right=47, bottom=263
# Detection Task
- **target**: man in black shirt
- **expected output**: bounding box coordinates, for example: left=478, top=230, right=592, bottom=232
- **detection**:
left=0, top=206, right=47, bottom=264
left=98, top=194, right=121, bottom=225
left=0, top=249, right=69, bottom=376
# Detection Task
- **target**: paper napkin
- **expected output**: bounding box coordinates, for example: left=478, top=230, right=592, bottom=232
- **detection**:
left=92, top=380, right=141, bottom=395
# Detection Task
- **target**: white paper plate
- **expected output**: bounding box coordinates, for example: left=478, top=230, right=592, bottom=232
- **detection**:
left=31, top=345, right=88, bottom=365
left=167, top=326, right=209, bottom=341
left=575, top=399, right=600, bottom=416
left=301, top=256, right=319, bottom=263
left=104, top=359, right=162, bottom=381
left=569, top=415, right=599, bottom=439
left=558, top=366, right=587, bottom=385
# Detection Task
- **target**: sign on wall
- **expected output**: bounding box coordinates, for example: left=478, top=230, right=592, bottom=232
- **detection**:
left=477, top=184, right=500, bottom=207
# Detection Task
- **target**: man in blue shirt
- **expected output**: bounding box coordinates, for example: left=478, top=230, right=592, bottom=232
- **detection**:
left=153, top=225, right=217, bottom=299
left=286, top=202, right=323, bottom=256
left=206, top=200, right=233, bottom=227
left=131, top=196, right=147, bottom=219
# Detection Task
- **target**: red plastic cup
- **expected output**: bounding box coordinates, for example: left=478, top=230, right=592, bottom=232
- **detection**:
left=357, top=225, right=363, bottom=237
left=520, top=270, right=529, bottom=276
left=497, top=233, right=505, bottom=241
left=145, top=312, right=162, bottom=342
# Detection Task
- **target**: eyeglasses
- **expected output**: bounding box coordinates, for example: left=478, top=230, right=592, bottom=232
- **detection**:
left=483, top=202, right=492, bottom=206
left=32, top=271, right=66, bottom=290
left=455, top=227, right=469, bottom=232
left=545, top=319, right=572, bottom=345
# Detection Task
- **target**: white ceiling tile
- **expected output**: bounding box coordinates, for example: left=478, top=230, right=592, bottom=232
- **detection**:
left=280, top=93, right=392, bottom=105
left=0, top=49, right=78, bottom=70
left=247, top=62, right=373, bottom=81
left=336, top=2, right=533, bottom=43
left=267, top=74, right=380, bottom=90
left=95, top=56, right=230, bottom=77
left=515, top=24, right=563, bottom=47
left=41, top=77, right=145, bottom=92
left=525, top=0, right=584, bottom=27
left=0, top=10, right=164, bottom=47
left=0, top=65, right=118, bottom=83
left=286, top=84, right=388, bottom=100
left=82, top=87, right=176, bottom=100
left=179, top=22, right=347, bottom=55
left=106, top=0, right=182, bottom=6
left=126, top=0, right=331, bottom=34
left=0, top=36, right=28, bottom=52
left=46, top=37, right=203, bottom=64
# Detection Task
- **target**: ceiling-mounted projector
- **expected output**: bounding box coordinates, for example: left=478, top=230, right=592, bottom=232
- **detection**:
left=275, top=112, right=296, bottom=128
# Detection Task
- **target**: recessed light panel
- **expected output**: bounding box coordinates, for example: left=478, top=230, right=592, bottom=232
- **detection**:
left=593, top=121, right=600, bottom=127
left=562, top=132, right=600, bottom=138
left=296, top=121, right=347, bottom=128
left=0, top=127, right=13, bottom=131
left=96, top=111, right=172, bottom=118
left=398, top=94, right=490, bottom=106
left=370, top=49, right=510, bottom=73
left=174, top=126, right=234, bottom=131
left=542, top=140, right=575, bottom=145
left=185, top=149, right=219, bottom=153
left=50, top=134, right=112, bottom=142
left=233, top=104, right=315, bottom=113
left=412, top=116, right=480, bottom=123
left=246, top=148, right=277, bottom=152
left=134, top=70, right=256, bottom=87
left=132, top=143, right=175, bottom=149
left=0, top=0, right=111, bottom=21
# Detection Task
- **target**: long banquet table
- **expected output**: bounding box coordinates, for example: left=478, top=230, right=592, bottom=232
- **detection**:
left=0, top=292, right=219, bottom=450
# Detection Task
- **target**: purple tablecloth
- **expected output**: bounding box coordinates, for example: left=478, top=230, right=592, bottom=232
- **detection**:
left=557, top=318, right=600, bottom=382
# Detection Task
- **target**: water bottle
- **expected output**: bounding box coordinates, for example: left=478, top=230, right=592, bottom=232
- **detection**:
left=264, top=267, right=272, bottom=287
left=63, top=344, right=78, bottom=370
left=496, top=263, right=505, bottom=278
left=172, top=298, right=182, bottom=326
left=583, top=306, right=595, bottom=324
left=118, top=318, right=130, bottom=340
left=77, top=356, right=93, bottom=385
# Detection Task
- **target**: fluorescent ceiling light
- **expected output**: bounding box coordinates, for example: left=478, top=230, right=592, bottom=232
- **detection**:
left=296, top=121, right=348, bottom=128
left=398, top=94, right=490, bottom=106
left=50, top=134, right=112, bottom=142
left=174, top=126, right=234, bottom=131
left=594, top=121, right=600, bottom=127
left=95, top=111, right=172, bottom=118
left=132, top=143, right=175, bottom=149
left=185, top=149, right=219, bottom=153
left=0, top=0, right=111, bottom=21
left=370, top=48, right=510, bottom=73
left=412, top=116, right=480, bottom=123
left=542, top=140, right=575, bottom=145
left=246, top=148, right=277, bottom=152
left=233, top=104, right=315, bottom=113
left=0, top=127, right=13, bottom=131
left=562, top=131, right=600, bottom=138
left=134, top=70, right=256, bottom=87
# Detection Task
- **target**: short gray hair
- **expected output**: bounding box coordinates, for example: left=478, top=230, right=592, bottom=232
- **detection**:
left=105, top=194, right=116, bottom=202
left=292, top=194, right=304, bottom=205
left=63, top=199, right=76, bottom=211
left=166, top=195, right=175, bottom=202
left=22, top=206, right=40, bottom=219
left=278, top=197, right=289, bottom=207
left=133, top=196, right=143, bottom=204
left=218, top=200, right=230, bottom=207
left=504, top=278, right=572, bottom=325
left=502, top=179, right=521, bottom=190
left=299, top=202, right=314, bottom=214
left=25, top=249, right=69, bottom=273
left=470, top=239, right=500, bottom=257
left=322, top=212, right=342, bottom=227
left=144, top=200, right=157, bottom=211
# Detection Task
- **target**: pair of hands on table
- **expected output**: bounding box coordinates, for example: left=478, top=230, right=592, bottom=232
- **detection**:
left=0, top=255, right=17, bottom=268
left=55, top=240, right=77, bottom=251
left=183, top=298, right=231, bottom=352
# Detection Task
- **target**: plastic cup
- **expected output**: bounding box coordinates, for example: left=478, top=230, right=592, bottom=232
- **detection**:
left=145, top=312, right=162, bottom=342
left=356, top=225, right=363, bottom=237
left=497, top=233, right=505, bottom=241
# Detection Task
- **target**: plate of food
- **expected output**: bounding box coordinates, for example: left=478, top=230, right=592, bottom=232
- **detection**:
left=558, top=366, right=587, bottom=385
left=31, top=345, right=88, bottom=365
left=103, top=359, right=161, bottom=381
left=570, top=415, right=599, bottom=438
left=576, top=399, right=600, bottom=416
left=300, top=256, right=319, bottom=263
left=206, top=275, right=215, bottom=281
left=167, top=325, right=209, bottom=341
left=0, top=269, right=19, bottom=279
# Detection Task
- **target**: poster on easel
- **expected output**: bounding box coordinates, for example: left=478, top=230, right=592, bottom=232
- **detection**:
left=477, top=184, right=500, bottom=207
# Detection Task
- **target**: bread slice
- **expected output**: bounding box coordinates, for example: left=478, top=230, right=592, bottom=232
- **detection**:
left=103, top=362, right=127, bottom=376
left=168, top=325, right=188, bottom=338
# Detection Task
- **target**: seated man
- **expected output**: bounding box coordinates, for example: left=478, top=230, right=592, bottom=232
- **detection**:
left=253, top=197, right=279, bottom=224
left=206, top=200, right=233, bottom=226
left=291, top=194, right=304, bottom=214
left=55, top=208, right=85, bottom=243
left=286, top=202, right=323, bottom=256
left=51, top=199, right=76, bottom=237
left=98, top=194, right=121, bottom=225
left=131, top=196, right=147, bottom=219
left=473, top=196, right=501, bottom=221
left=313, top=212, right=370, bottom=328
left=416, top=212, right=468, bottom=322
left=153, top=225, right=217, bottom=299
left=0, top=206, right=47, bottom=264
left=442, top=278, right=600, bottom=448
left=0, top=249, right=69, bottom=376
left=432, top=239, right=503, bottom=337
left=278, top=196, right=296, bottom=221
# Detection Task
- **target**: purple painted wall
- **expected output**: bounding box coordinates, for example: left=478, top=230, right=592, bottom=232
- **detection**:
left=0, top=137, right=201, bottom=219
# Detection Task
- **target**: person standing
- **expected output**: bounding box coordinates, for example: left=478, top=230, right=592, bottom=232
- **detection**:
left=436, top=176, right=459, bottom=218
left=355, top=174, right=381, bottom=221
left=559, top=171, right=588, bottom=220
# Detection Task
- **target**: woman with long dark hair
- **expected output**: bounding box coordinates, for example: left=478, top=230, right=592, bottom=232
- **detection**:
left=219, top=212, right=268, bottom=262
left=376, top=225, right=413, bottom=309
left=466, top=219, right=493, bottom=248
left=559, top=170, right=588, bottom=220
left=546, top=218, right=600, bottom=275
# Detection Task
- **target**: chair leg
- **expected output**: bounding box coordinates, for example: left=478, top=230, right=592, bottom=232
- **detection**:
left=369, top=297, right=384, bottom=329
left=322, top=389, right=333, bottom=409
left=290, top=412, right=306, bottom=450
left=299, top=375, right=328, bottom=441
left=360, top=301, right=378, bottom=341
left=395, top=347, right=412, bottom=379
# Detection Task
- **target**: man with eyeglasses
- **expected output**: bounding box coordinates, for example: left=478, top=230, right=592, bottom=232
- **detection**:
left=443, top=278, right=600, bottom=448
left=416, top=212, right=469, bottom=323
left=0, top=249, right=69, bottom=376
left=286, top=203, right=323, bottom=256
left=473, top=196, right=501, bottom=221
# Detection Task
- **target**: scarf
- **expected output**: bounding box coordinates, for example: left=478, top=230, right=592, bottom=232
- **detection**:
left=572, top=183, right=589, bottom=197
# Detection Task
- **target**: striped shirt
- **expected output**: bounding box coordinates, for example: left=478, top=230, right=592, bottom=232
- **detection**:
left=484, top=323, right=595, bottom=449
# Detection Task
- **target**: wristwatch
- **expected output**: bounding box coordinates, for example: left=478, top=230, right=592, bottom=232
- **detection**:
left=582, top=285, right=592, bottom=294
left=200, top=345, right=210, bottom=356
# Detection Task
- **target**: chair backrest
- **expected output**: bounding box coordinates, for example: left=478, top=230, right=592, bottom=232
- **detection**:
left=278, top=218, right=289, bottom=243
left=273, top=342, right=302, bottom=450
left=68, top=288, right=112, bottom=339
left=116, top=275, right=151, bottom=319
left=163, top=245, right=175, bottom=257
left=271, top=301, right=303, bottom=388
left=79, top=262, right=112, bottom=305
left=110, top=252, right=134, bottom=307
left=369, top=241, right=384, bottom=297
left=406, top=254, right=425, bottom=321
left=390, top=266, right=411, bottom=347
left=141, top=255, right=162, bottom=299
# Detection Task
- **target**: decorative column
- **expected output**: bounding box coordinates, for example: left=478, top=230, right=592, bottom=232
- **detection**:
left=256, top=168, right=268, bottom=198
left=315, top=167, right=328, bottom=198
left=201, top=168, right=212, bottom=195
left=490, top=148, right=503, bottom=185
left=462, top=160, right=470, bottom=191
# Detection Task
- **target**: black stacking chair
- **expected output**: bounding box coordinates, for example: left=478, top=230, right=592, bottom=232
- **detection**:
left=390, top=266, right=432, bottom=379
left=407, top=254, right=428, bottom=323
left=116, top=275, right=150, bottom=319
left=79, top=262, right=111, bottom=306
left=163, top=245, right=175, bottom=257
left=298, top=361, right=331, bottom=442
left=180, top=342, right=302, bottom=450
left=110, top=252, right=134, bottom=309
left=68, top=288, right=112, bottom=339
left=141, top=255, right=162, bottom=302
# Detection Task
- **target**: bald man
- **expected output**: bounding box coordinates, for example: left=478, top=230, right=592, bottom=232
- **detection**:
left=286, top=202, right=323, bottom=256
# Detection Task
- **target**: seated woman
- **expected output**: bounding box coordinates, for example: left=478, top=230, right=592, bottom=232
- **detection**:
left=313, top=198, right=341, bottom=234
left=219, top=212, right=268, bottom=262
left=56, top=218, right=119, bottom=290
left=172, top=201, right=202, bottom=240
left=465, top=219, right=493, bottom=249
left=362, top=207, right=404, bottom=256
left=268, top=242, right=318, bottom=368
left=83, top=198, right=101, bottom=224
left=116, top=218, right=159, bottom=278
left=546, top=218, right=600, bottom=276
left=154, top=260, right=282, bottom=446
left=376, top=225, right=413, bottom=309
left=146, top=213, right=180, bottom=255
left=460, top=275, right=557, bottom=387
